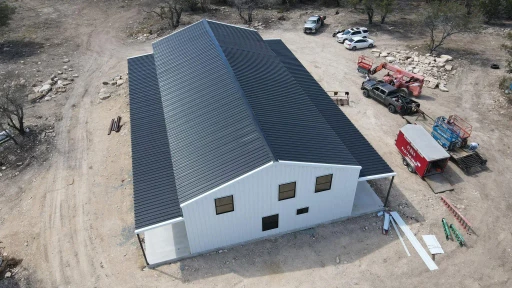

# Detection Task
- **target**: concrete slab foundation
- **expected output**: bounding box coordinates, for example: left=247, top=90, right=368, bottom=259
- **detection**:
left=145, top=221, right=191, bottom=265
left=351, top=181, right=384, bottom=217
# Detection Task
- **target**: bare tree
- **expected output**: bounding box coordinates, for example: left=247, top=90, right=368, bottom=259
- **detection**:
left=233, top=0, right=258, bottom=24
left=423, top=1, right=480, bottom=53
left=376, top=0, right=395, bottom=24
left=143, top=0, right=185, bottom=30
left=0, top=79, right=27, bottom=137
left=362, top=0, right=375, bottom=25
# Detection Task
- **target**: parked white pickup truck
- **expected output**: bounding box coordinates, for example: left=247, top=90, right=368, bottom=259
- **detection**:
left=303, top=15, right=326, bottom=34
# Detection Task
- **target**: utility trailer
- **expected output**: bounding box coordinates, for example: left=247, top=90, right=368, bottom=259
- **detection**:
left=402, top=110, right=487, bottom=174
left=396, top=124, right=453, bottom=193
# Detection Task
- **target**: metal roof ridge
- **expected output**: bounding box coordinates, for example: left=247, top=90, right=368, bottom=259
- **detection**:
left=205, top=19, right=257, bottom=31
left=202, top=20, right=277, bottom=162
left=151, top=19, right=204, bottom=46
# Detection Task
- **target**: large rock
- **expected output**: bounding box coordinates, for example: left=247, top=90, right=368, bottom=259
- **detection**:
left=435, top=57, right=448, bottom=64
left=425, top=78, right=439, bottom=89
left=437, top=62, right=446, bottom=67
left=57, top=80, right=72, bottom=86
left=413, top=68, right=421, bottom=74
left=445, top=65, right=453, bottom=71
left=39, top=84, right=52, bottom=95
left=63, top=58, right=70, bottom=63
left=371, top=49, right=381, bottom=53
left=386, top=56, right=396, bottom=63
left=440, top=55, right=453, bottom=61
left=98, top=88, right=111, bottom=100
left=28, top=93, right=40, bottom=102
left=439, top=84, right=449, bottom=92
left=116, top=79, right=125, bottom=87
left=381, top=52, right=389, bottom=57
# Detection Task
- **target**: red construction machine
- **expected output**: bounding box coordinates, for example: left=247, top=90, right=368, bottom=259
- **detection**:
left=357, top=55, right=424, bottom=97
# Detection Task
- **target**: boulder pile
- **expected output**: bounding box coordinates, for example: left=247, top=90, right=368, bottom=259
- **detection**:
left=29, top=62, right=78, bottom=102
left=371, top=49, right=455, bottom=92
left=98, top=74, right=126, bottom=101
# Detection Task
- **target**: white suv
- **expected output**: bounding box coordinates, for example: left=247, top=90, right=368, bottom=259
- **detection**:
left=336, top=27, right=369, bottom=43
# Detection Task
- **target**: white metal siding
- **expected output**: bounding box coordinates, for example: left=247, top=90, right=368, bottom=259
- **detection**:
left=181, top=161, right=361, bottom=254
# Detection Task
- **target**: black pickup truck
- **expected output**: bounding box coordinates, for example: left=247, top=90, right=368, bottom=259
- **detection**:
left=361, top=80, right=420, bottom=115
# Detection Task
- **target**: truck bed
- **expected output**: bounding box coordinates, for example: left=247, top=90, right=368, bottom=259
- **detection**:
left=402, top=112, right=487, bottom=174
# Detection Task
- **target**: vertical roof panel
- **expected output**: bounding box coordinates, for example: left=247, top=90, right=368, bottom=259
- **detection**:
left=208, top=21, right=359, bottom=166
left=265, top=39, right=393, bottom=178
left=128, top=54, right=182, bottom=230
left=152, top=21, right=274, bottom=203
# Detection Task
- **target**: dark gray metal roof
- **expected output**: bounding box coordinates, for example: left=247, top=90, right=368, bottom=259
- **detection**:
left=128, top=22, right=394, bottom=229
left=128, top=54, right=182, bottom=230
left=152, top=21, right=274, bottom=204
left=208, top=21, right=358, bottom=166
left=265, top=39, right=394, bottom=178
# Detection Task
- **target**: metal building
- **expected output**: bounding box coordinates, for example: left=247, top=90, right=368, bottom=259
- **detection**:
left=128, top=20, right=395, bottom=266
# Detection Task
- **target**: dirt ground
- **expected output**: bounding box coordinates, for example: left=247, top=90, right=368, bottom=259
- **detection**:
left=1, top=1, right=511, bottom=287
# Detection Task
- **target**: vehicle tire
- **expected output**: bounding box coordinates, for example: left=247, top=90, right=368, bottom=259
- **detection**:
left=341, top=39, right=345, bottom=44
left=399, top=88, right=409, bottom=97
left=352, top=46, right=357, bottom=50
left=402, top=158, right=408, bottom=166
left=388, top=105, right=396, bottom=113
left=368, top=43, right=374, bottom=48
left=362, top=90, right=370, bottom=98
left=491, top=63, right=500, bottom=69
left=407, top=164, right=415, bottom=173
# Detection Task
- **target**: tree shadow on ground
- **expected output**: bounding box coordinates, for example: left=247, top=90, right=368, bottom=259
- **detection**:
left=151, top=178, right=424, bottom=283
left=0, top=40, right=44, bottom=62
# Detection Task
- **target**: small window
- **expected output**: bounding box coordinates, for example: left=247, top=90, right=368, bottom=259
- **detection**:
left=315, top=174, right=333, bottom=193
left=297, top=207, right=309, bottom=215
left=353, top=31, right=362, bottom=35
left=278, top=182, right=296, bottom=201
left=262, top=214, right=279, bottom=231
left=215, top=195, right=234, bottom=215
left=362, top=29, right=368, bottom=33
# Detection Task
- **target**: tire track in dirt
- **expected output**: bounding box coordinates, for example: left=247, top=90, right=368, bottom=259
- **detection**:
left=34, top=5, right=144, bottom=286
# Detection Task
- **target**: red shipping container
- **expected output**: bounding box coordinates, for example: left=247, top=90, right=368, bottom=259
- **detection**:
left=396, top=125, right=450, bottom=178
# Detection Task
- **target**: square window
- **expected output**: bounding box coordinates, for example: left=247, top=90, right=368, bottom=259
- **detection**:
left=215, top=195, right=234, bottom=215
left=278, top=182, right=296, bottom=201
left=262, top=214, right=279, bottom=231
left=297, top=207, right=309, bottom=215
left=315, top=174, right=333, bottom=193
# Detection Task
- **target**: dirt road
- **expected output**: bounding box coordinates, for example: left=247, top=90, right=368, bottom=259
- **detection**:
left=1, top=2, right=511, bottom=287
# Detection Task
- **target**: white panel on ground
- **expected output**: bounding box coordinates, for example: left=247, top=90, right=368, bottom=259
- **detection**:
left=145, top=221, right=191, bottom=265
left=390, top=212, right=438, bottom=271
left=351, top=181, right=384, bottom=217
left=422, top=235, right=444, bottom=255
left=391, top=217, right=410, bottom=256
